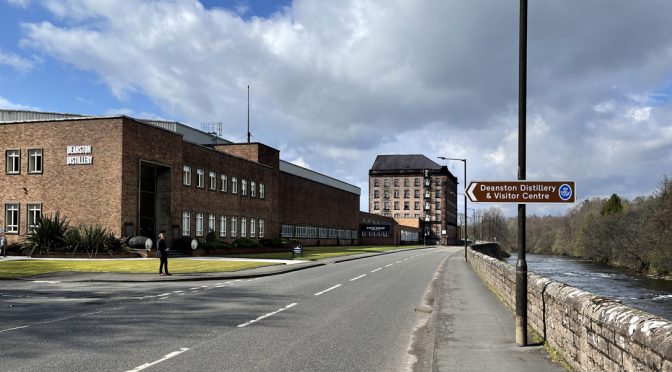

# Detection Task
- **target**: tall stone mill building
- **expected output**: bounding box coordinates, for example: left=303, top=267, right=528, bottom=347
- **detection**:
left=368, top=155, right=458, bottom=245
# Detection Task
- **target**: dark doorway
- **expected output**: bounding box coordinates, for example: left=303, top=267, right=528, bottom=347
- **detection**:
left=139, top=162, right=171, bottom=241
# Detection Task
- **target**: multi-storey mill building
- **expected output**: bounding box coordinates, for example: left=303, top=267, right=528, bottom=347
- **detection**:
left=368, top=155, right=458, bottom=245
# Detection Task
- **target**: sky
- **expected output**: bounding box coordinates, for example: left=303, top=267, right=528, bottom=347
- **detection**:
left=1, top=0, right=671, bottom=217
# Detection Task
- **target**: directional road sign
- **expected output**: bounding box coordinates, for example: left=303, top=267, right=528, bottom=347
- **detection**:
left=466, top=181, right=575, bottom=203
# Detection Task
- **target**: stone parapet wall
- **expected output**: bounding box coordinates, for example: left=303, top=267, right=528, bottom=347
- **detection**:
left=468, top=249, right=672, bottom=372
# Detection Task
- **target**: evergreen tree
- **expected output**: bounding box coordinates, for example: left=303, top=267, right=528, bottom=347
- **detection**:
left=601, top=193, right=623, bottom=216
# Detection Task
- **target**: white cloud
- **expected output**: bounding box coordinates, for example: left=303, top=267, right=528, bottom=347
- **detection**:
left=0, top=96, right=39, bottom=110
left=289, top=157, right=310, bottom=169
left=14, top=0, right=672, bottom=215
left=0, top=50, right=35, bottom=72
left=6, top=0, right=31, bottom=8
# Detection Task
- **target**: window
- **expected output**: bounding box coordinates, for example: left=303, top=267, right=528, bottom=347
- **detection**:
left=259, top=219, right=265, bottom=238
left=393, top=190, right=399, bottom=198
left=435, top=190, right=442, bottom=198
left=241, top=179, right=248, bottom=196
left=404, top=201, right=410, bottom=210
left=28, top=149, right=43, bottom=174
left=27, top=203, right=41, bottom=232
left=415, top=202, right=420, bottom=210
left=404, top=190, right=410, bottom=198
left=208, top=214, right=216, bottom=233
left=221, top=175, right=228, bottom=192
left=220, top=215, right=227, bottom=237
left=393, top=178, right=399, bottom=187
left=435, top=202, right=441, bottom=210
left=182, top=212, right=191, bottom=236
left=231, top=217, right=238, bottom=238
left=394, top=201, right=399, bottom=210
left=241, top=217, right=247, bottom=237
left=249, top=181, right=256, bottom=197
left=414, top=178, right=420, bottom=187
left=374, top=190, right=379, bottom=198
left=435, top=178, right=441, bottom=186
left=383, top=201, right=389, bottom=210
left=232, top=177, right=238, bottom=194
left=4, top=203, right=19, bottom=233
left=373, top=202, right=380, bottom=210
left=182, top=166, right=192, bottom=186
left=281, top=224, right=294, bottom=238
left=384, top=190, right=390, bottom=198
left=195, top=213, right=204, bottom=236
left=250, top=218, right=256, bottom=238
left=404, top=178, right=410, bottom=187
left=384, top=179, right=390, bottom=187
left=414, top=189, right=420, bottom=198
left=373, top=179, right=379, bottom=187
left=6, top=150, right=20, bottom=174
left=259, top=183, right=265, bottom=199
left=209, top=172, right=217, bottom=190
left=197, top=169, right=205, bottom=188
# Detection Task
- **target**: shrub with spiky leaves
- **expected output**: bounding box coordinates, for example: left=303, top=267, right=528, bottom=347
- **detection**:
left=24, top=212, right=70, bottom=254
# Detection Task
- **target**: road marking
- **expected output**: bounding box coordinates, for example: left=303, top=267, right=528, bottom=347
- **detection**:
left=314, top=284, right=342, bottom=296
left=237, top=303, right=298, bottom=328
left=385, top=264, right=394, bottom=268
left=0, top=325, right=29, bottom=333
left=81, top=311, right=103, bottom=317
left=350, top=274, right=366, bottom=282
left=395, top=260, right=402, bottom=264
left=157, top=293, right=171, bottom=297
left=126, top=348, right=189, bottom=372
left=31, top=280, right=61, bottom=284
left=189, top=287, right=199, bottom=290
left=371, top=268, right=382, bottom=273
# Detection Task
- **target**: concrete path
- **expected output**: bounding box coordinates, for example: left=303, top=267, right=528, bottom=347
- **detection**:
left=433, top=247, right=565, bottom=371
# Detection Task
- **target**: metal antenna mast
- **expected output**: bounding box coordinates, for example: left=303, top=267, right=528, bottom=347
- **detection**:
left=247, top=85, right=251, bottom=143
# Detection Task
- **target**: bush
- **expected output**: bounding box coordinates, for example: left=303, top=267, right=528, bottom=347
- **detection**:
left=79, top=224, right=113, bottom=257
left=24, top=212, right=70, bottom=254
left=259, top=237, right=285, bottom=248
left=232, top=237, right=261, bottom=249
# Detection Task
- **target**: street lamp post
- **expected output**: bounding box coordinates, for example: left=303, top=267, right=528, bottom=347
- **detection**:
left=438, top=157, right=467, bottom=261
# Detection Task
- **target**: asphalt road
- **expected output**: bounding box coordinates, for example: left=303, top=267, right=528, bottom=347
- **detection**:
left=0, top=247, right=453, bottom=372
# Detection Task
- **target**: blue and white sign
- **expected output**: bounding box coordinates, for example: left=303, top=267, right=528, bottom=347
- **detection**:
left=559, top=184, right=573, bottom=201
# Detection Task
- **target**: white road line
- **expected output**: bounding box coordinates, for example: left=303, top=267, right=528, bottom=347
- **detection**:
left=189, top=287, right=199, bottom=290
left=81, top=311, right=103, bottom=317
left=395, top=260, right=402, bottom=264
left=0, top=325, right=29, bottom=333
left=31, top=280, right=61, bottom=284
left=126, top=348, right=189, bottom=372
left=314, top=284, right=342, bottom=296
left=350, top=274, right=366, bottom=282
left=237, top=303, right=298, bottom=328
left=157, top=293, right=171, bottom=297
left=385, top=264, right=394, bottom=268
left=371, top=268, right=382, bottom=273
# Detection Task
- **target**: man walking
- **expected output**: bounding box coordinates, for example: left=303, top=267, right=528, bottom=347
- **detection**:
left=157, top=232, right=171, bottom=276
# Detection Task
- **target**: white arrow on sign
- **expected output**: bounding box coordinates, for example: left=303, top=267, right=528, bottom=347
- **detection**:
left=467, top=182, right=477, bottom=202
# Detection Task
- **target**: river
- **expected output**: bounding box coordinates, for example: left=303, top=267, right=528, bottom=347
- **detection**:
left=506, top=253, right=672, bottom=321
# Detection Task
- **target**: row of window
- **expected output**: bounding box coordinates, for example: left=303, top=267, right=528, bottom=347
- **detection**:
left=361, top=231, right=389, bottom=237
left=182, top=166, right=266, bottom=198
left=373, top=189, right=443, bottom=199
left=372, top=177, right=443, bottom=188
left=5, top=149, right=43, bottom=174
left=400, top=230, right=420, bottom=242
left=373, top=201, right=441, bottom=211
left=4, top=203, right=42, bottom=234
left=280, top=224, right=358, bottom=240
left=181, top=212, right=265, bottom=239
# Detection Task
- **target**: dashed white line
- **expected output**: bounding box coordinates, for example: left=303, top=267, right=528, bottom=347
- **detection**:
left=31, top=280, right=61, bottom=284
left=237, top=303, right=298, bottom=328
left=371, top=268, right=382, bottom=273
left=0, top=325, right=30, bottom=333
left=126, top=348, right=190, bottom=372
left=385, top=264, right=394, bottom=268
left=350, top=274, right=366, bottom=282
left=314, top=284, right=342, bottom=296
left=157, top=293, right=172, bottom=297
left=395, top=260, right=402, bottom=264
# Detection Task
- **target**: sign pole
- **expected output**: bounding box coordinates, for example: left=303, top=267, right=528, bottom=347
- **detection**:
left=516, top=0, right=528, bottom=347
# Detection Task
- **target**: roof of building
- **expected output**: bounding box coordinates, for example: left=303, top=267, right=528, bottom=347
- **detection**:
left=370, top=154, right=441, bottom=171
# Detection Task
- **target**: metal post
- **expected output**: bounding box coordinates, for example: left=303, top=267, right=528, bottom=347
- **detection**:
left=463, top=160, right=468, bottom=261
left=516, top=0, right=528, bottom=347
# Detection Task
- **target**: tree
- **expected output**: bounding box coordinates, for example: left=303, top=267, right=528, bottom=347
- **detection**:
left=601, top=193, right=624, bottom=216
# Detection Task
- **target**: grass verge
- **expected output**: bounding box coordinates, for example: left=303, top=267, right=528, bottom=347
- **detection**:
left=228, top=245, right=426, bottom=261
left=0, top=259, right=277, bottom=279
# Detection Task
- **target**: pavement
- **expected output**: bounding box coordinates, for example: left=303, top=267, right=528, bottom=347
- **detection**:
left=1, top=246, right=566, bottom=371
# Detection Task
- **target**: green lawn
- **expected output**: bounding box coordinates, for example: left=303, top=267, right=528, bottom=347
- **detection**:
left=0, top=259, right=277, bottom=279
left=229, top=245, right=425, bottom=261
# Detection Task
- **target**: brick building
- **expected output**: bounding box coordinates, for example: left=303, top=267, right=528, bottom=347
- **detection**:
left=0, top=110, right=360, bottom=247
left=368, top=155, right=458, bottom=245
left=359, top=211, right=420, bottom=245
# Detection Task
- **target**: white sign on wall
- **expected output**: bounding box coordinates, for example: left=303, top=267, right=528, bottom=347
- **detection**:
left=66, top=145, right=93, bottom=165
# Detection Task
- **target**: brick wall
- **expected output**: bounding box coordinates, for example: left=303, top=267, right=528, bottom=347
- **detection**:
left=1, top=118, right=124, bottom=242
left=468, top=249, right=672, bottom=371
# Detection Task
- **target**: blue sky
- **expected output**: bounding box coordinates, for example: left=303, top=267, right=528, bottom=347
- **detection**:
left=2, top=0, right=672, bottom=216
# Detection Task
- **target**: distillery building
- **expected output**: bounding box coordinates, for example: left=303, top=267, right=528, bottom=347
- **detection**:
left=0, top=110, right=360, bottom=247
left=368, top=154, right=458, bottom=245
